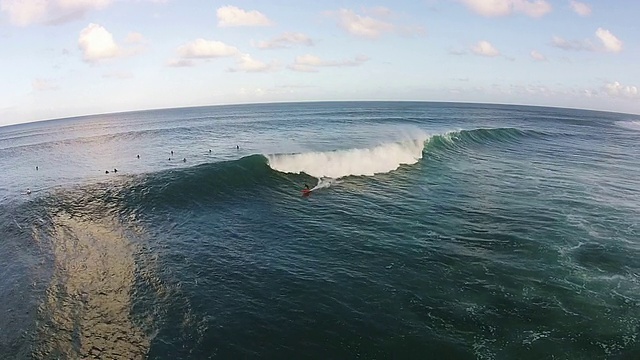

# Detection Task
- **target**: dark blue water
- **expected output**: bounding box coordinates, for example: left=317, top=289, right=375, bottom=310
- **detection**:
left=0, top=102, right=638, bottom=359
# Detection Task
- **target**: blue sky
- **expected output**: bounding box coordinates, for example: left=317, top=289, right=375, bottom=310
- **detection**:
left=0, top=0, right=638, bottom=126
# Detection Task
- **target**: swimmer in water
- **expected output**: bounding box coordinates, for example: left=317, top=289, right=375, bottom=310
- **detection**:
left=26, top=188, right=31, bottom=195
left=113, top=168, right=118, bottom=173
left=137, top=154, right=140, bottom=159
left=183, top=158, right=186, bottom=162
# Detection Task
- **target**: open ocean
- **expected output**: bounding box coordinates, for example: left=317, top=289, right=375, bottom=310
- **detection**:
left=0, top=101, right=638, bottom=359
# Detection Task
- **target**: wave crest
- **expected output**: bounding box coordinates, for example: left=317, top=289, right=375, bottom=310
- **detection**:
left=266, top=137, right=427, bottom=179
left=615, top=120, right=640, bottom=131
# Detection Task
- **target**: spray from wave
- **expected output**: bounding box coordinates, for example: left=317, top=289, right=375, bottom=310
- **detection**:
left=265, top=136, right=428, bottom=181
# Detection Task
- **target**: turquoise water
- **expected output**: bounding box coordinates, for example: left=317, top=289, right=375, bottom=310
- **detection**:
left=0, top=102, right=638, bottom=359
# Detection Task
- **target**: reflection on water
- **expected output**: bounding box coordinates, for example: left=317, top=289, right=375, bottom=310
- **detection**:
left=34, top=213, right=149, bottom=359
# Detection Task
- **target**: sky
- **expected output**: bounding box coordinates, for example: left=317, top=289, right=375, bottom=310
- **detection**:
left=0, top=0, right=638, bottom=126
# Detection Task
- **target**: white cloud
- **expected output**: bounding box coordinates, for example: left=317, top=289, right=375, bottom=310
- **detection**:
left=255, top=32, right=314, bottom=49
left=229, top=54, right=278, bottom=73
left=0, top=0, right=112, bottom=26
left=288, top=54, right=369, bottom=72
left=471, top=40, right=500, bottom=57
left=78, top=23, right=121, bottom=63
left=329, top=8, right=393, bottom=38
left=595, top=28, right=622, bottom=53
left=125, top=32, right=145, bottom=44
left=569, top=0, right=591, bottom=16
left=530, top=50, right=546, bottom=61
left=459, top=0, right=552, bottom=18
left=0, top=0, right=47, bottom=26
left=169, top=39, right=276, bottom=72
left=176, top=39, right=239, bottom=59
left=216, top=5, right=272, bottom=27
left=32, top=78, right=58, bottom=91
left=552, top=28, right=622, bottom=53
left=604, top=81, right=638, bottom=98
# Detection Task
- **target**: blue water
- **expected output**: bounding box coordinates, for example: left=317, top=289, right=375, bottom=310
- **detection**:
left=0, top=101, right=638, bottom=359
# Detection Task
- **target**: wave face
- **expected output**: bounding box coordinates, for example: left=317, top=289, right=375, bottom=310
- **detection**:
left=265, top=136, right=427, bottom=179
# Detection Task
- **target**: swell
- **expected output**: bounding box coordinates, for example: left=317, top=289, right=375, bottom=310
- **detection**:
left=26, top=127, right=547, bottom=214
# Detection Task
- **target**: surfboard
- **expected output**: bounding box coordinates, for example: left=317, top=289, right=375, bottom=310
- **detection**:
left=302, top=189, right=312, bottom=196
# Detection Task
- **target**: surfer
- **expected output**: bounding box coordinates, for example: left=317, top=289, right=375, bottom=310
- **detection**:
left=26, top=188, right=31, bottom=195
left=304, top=183, right=310, bottom=190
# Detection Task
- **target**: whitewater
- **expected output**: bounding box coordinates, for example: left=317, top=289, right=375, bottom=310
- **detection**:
left=265, top=136, right=428, bottom=180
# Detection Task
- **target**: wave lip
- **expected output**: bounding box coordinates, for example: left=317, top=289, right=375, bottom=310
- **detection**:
left=265, top=137, right=427, bottom=179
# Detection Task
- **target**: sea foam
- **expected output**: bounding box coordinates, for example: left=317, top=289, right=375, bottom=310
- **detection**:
left=615, top=120, right=640, bottom=131
left=266, top=136, right=428, bottom=179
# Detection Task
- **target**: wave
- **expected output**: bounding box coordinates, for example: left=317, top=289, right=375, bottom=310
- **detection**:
left=265, top=127, right=544, bottom=180
left=26, top=126, right=541, bottom=214
left=615, top=120, right=640, bottom=131
left=266, top=136, right=428, bottom=179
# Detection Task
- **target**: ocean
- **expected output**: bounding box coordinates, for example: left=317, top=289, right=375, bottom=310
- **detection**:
left=0, top=101, right=638, bottom=359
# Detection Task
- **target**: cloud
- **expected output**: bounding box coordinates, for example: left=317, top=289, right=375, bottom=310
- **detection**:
left=32, top=78, right=58, bottom=91
left=78, top=23, right=121, bottom=63
left=330, top=8, right=393, bottom=38
left=471, top=41, right=500, bottom=57
left=326, top=8, right=423, bottom=39
left=569, top=0, right=591, bottom=16
left=176, top=39, right=239, bottom=59
left=169, top=39, right=276, bottom=72
left=125, top=32, right=145, bottom=44
left=288, top=54, right=369, bottom=72
left=530, top=50, right=546, bottom=61
left=0, top=0, right=112, bottom=26
left=0, top=0, right=174, bottom=26
left=595, top=28, right=622, bottom=53
left=604, top=81, right=638, bottom=99
left=552, top=28, right=622, bottom=53
left=216, top=5, right=272, bottom=27
left=229, top=54, right=278, bottom=73
left=255, top=32, right=314, bottom=49
left=459, top=0, right=552, bottom=18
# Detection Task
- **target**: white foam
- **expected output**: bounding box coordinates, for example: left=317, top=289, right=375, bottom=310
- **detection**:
left=615, top=120, right=640, bottom=131
left=266, top=136, right=428, bottom=179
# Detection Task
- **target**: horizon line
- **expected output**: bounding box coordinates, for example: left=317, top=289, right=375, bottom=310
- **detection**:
left=2, top=99, right=639, bottom=129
